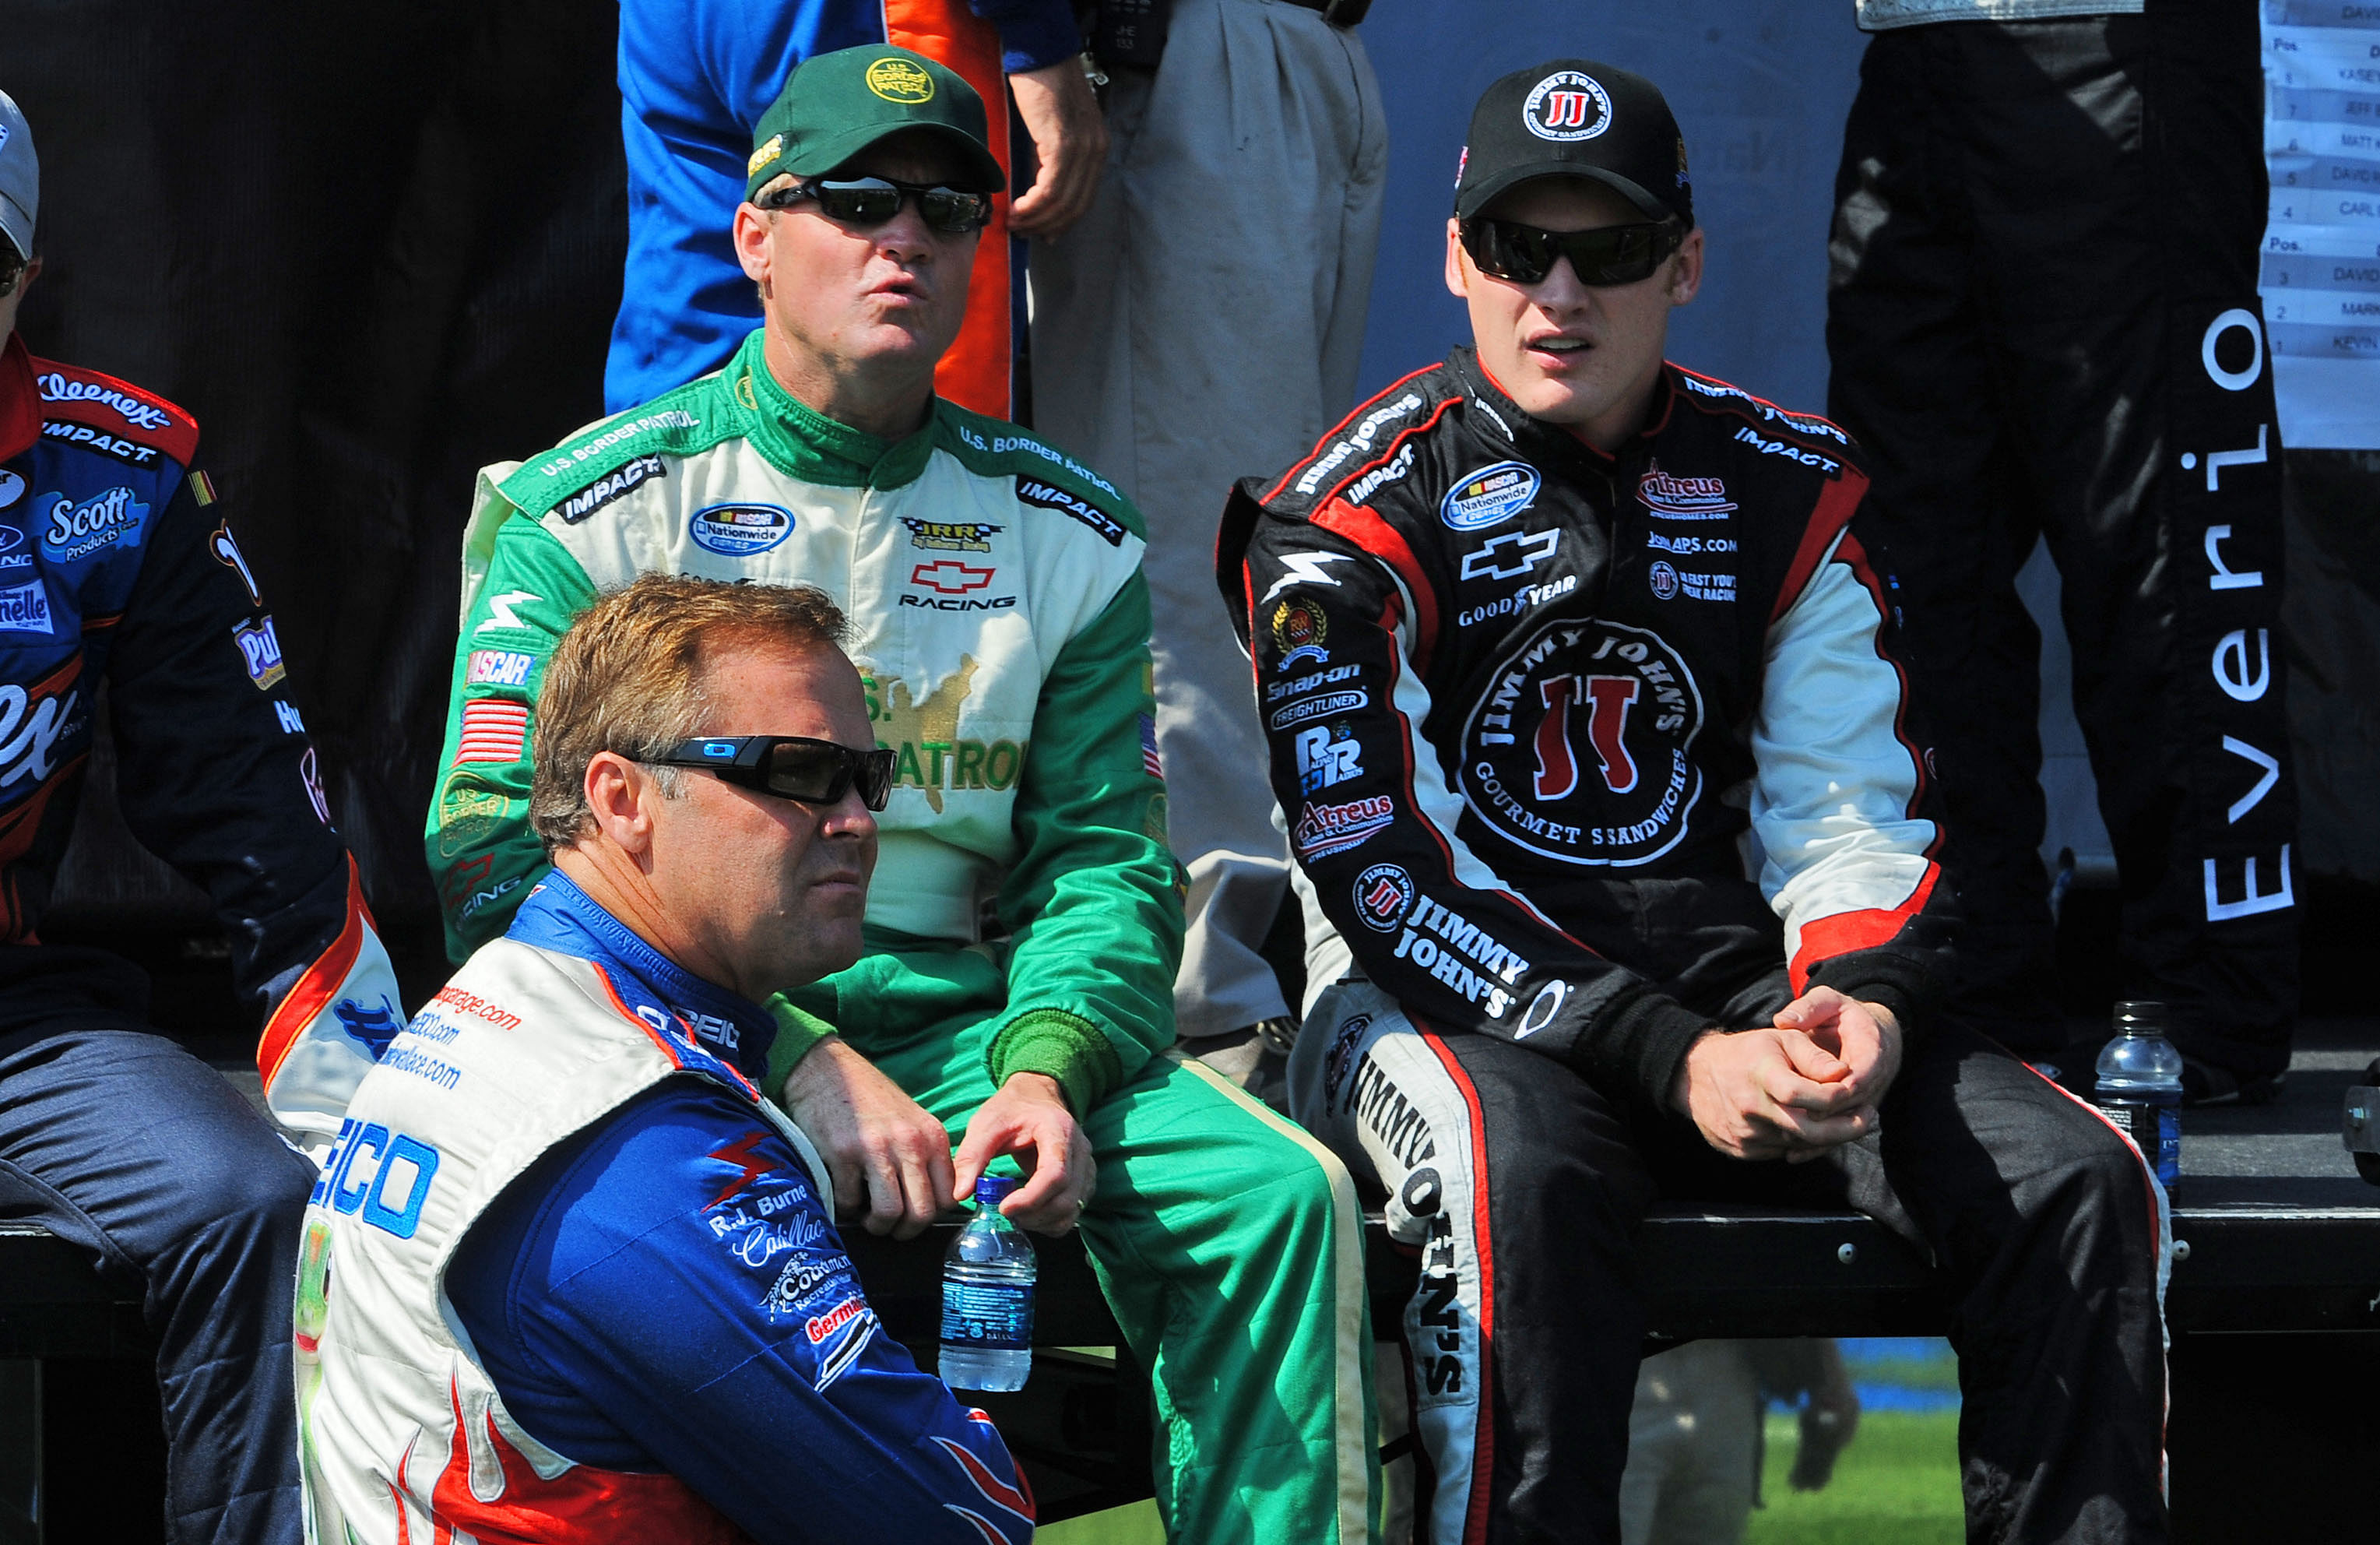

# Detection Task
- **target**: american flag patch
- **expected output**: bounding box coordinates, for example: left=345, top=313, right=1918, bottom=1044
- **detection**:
left=1139, top=713, right=1163, bottom=780
left=455, top=699, right=530, bottom=764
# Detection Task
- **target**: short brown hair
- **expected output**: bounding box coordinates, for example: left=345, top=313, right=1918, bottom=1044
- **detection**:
left=529, top=574, right=849, bottom=851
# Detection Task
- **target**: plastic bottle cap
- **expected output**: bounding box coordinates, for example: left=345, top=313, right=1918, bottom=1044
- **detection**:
left=2111, top=1000, right=2168, bottom=1033
left=974, top=1174, right=1018, bottom=1207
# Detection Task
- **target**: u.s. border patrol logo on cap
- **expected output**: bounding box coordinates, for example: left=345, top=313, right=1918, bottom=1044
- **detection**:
left=866, top=57, right=935, bottom=103
left=1524, top=69, right=1612, bottom=143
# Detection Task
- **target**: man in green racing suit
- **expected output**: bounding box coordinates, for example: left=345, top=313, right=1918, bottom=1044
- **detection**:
left=424, top=46, right=1374, bottom=1544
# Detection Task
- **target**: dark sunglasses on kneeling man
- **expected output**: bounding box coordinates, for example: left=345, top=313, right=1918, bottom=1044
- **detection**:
left=650, top=736, right=897, bottom=811
left=1458, top=216, right=1685, bottom=288
left=758, top=175, right=994, bottom=236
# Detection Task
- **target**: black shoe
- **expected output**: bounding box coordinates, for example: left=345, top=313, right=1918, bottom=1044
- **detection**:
left=2180, top=1058, right=2285, bottom=1108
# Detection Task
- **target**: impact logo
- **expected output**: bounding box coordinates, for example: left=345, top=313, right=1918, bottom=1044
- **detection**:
left=1524, top=69, right=1613, bottom=143
left=1461, top=618, right=1705, bottom=867
left=1016, top=477, right=1126, bottom=546
left=558, top=455, right=664, bottom=523
left=1636, top=463, right=1737, bottom=520
left=38, top=485, right=149, bottom=561
left=690, top=502, right=793, bottom=556
left=1352, top=862, right=1418, bottom=933
left=1441, top=462, right=1540, bottom=531
left=333, top=996, right=404, bottom=1059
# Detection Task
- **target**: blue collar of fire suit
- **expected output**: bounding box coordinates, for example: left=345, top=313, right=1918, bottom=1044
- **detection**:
left=504, top=870, right=775, bottom=1082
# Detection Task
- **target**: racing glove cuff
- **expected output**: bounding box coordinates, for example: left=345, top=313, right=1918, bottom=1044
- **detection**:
left=764, top=994, right=839, bottom=1087
left=1591, top=991, right=1720, bottom=1110
left=989, top=1008, right=1122, bottom=1115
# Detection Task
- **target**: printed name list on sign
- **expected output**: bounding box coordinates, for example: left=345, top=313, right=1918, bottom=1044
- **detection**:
left=2262, top=1, right=2380, bottom=449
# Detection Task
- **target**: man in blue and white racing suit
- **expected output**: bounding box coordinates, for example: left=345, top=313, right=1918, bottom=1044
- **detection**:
left=298, top=576, right=1032, bottom=1544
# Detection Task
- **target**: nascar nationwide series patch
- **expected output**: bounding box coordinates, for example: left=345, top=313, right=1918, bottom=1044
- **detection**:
left=1460, top=618, right=1705, bottom=867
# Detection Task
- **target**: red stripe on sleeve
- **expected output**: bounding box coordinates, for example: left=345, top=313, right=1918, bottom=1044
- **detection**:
left=1311, top=496, right=1441, bottom=674
left=1770, top=466, right=1871, bottom=625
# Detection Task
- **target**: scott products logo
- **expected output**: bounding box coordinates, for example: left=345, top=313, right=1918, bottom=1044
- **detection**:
left=1524, top=70, right=1613, bottom=143
left=1442, top=462, right=1540, bottom=530
left=38, top=486, right=149, bottom=561
left=1461, top=618, right=1704, bottom=866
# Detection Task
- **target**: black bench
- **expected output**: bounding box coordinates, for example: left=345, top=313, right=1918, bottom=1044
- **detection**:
left=5, top=1020, right=2378, bottom=1537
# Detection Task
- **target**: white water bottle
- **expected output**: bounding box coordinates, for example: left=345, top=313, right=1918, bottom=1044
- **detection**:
left=2094, top=1000, right=2183, bottom=1188
left=939, top=1174, right=1035, bottom=1392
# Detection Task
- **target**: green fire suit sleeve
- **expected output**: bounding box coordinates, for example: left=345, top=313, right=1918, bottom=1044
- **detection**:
left=425, top=513, right=597, bottom=961
left=983, top=572, right=1185, bottom=1111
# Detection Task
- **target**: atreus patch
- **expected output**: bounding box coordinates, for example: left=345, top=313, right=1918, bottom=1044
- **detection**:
left=1015, top=477, right=1125, bottom=546
left=1460, top=618, right=1705, bottom=867
left=558, top=455, right=666, bottom=523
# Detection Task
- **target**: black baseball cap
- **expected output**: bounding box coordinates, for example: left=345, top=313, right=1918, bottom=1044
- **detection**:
left=744, top=45, right=1004, bottom=204
left=1454, top=59, right=1692, bottom=228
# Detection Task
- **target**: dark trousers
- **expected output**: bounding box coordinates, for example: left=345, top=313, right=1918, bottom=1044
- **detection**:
left=1826, top=9, right=2297, bottom=1071
left=0, top=1001, right=314, bottom=1543
left=1297, top=989, right=2171, bottom=1545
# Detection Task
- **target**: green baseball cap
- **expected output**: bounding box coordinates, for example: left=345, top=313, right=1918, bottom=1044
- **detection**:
left=744, top=45, right=1004, bottom=204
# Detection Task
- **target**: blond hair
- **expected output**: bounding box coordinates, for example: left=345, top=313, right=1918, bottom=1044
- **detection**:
left=528, top=573, right=849, bottom=851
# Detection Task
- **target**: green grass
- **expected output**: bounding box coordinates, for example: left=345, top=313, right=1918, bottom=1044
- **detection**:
left=1746, top=1409, right=1964, bottom=1544
left=1036, top=1410, right=1964, bottom=1543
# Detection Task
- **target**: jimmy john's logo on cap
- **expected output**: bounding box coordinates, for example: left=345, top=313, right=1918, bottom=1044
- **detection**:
left=867, top=58, right=935, bottom=103
left=1524, top=69, right=1612, bottom=143
left=747, top=134, right=783, bottom=177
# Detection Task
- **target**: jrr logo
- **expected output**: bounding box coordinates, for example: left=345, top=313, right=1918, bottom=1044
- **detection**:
left=312, top=1117, right=441, bottom=1240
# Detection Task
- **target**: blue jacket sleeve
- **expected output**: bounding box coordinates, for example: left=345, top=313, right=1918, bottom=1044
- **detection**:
left=971, top=0, right=1081, bottom=73
left=447, top=1081, right=1032, bottom=1544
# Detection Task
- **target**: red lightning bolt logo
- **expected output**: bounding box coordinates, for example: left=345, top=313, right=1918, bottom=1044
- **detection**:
left=705, top=1130, right=775, bottom=1207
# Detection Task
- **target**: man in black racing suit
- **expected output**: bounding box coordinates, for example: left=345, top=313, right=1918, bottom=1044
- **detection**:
left=0, top=93, right=403, bottom=1543
left=1219, top=61, right=2170, bottom=1545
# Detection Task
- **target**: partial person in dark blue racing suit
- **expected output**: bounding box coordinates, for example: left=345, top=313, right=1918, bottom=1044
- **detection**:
left=0, top=89, right=403, bottom=1545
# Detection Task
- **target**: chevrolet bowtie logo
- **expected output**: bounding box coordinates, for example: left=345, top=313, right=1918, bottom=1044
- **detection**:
left=911, top=561, right=995, bottom=594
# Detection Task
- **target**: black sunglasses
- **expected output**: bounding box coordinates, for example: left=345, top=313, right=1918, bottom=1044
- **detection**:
left=652, top=736, right=897, bottom=811
left=760, top=176, right=993, bottom=236
left=1459, top=217, right=1684, bottom=288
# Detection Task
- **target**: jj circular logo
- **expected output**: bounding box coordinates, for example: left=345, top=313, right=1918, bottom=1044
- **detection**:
left=1352, top=863, right=1418, bottom=932
left=1524, top=70, right=1613, bottom=143
left=1459, top=618, right=1704, bottom=867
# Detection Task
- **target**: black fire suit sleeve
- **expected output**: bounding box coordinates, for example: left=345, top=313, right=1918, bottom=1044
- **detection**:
left=104, top=470, right=403, bottom=1138
left=1239, top=507, right=1716, bottom=1108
